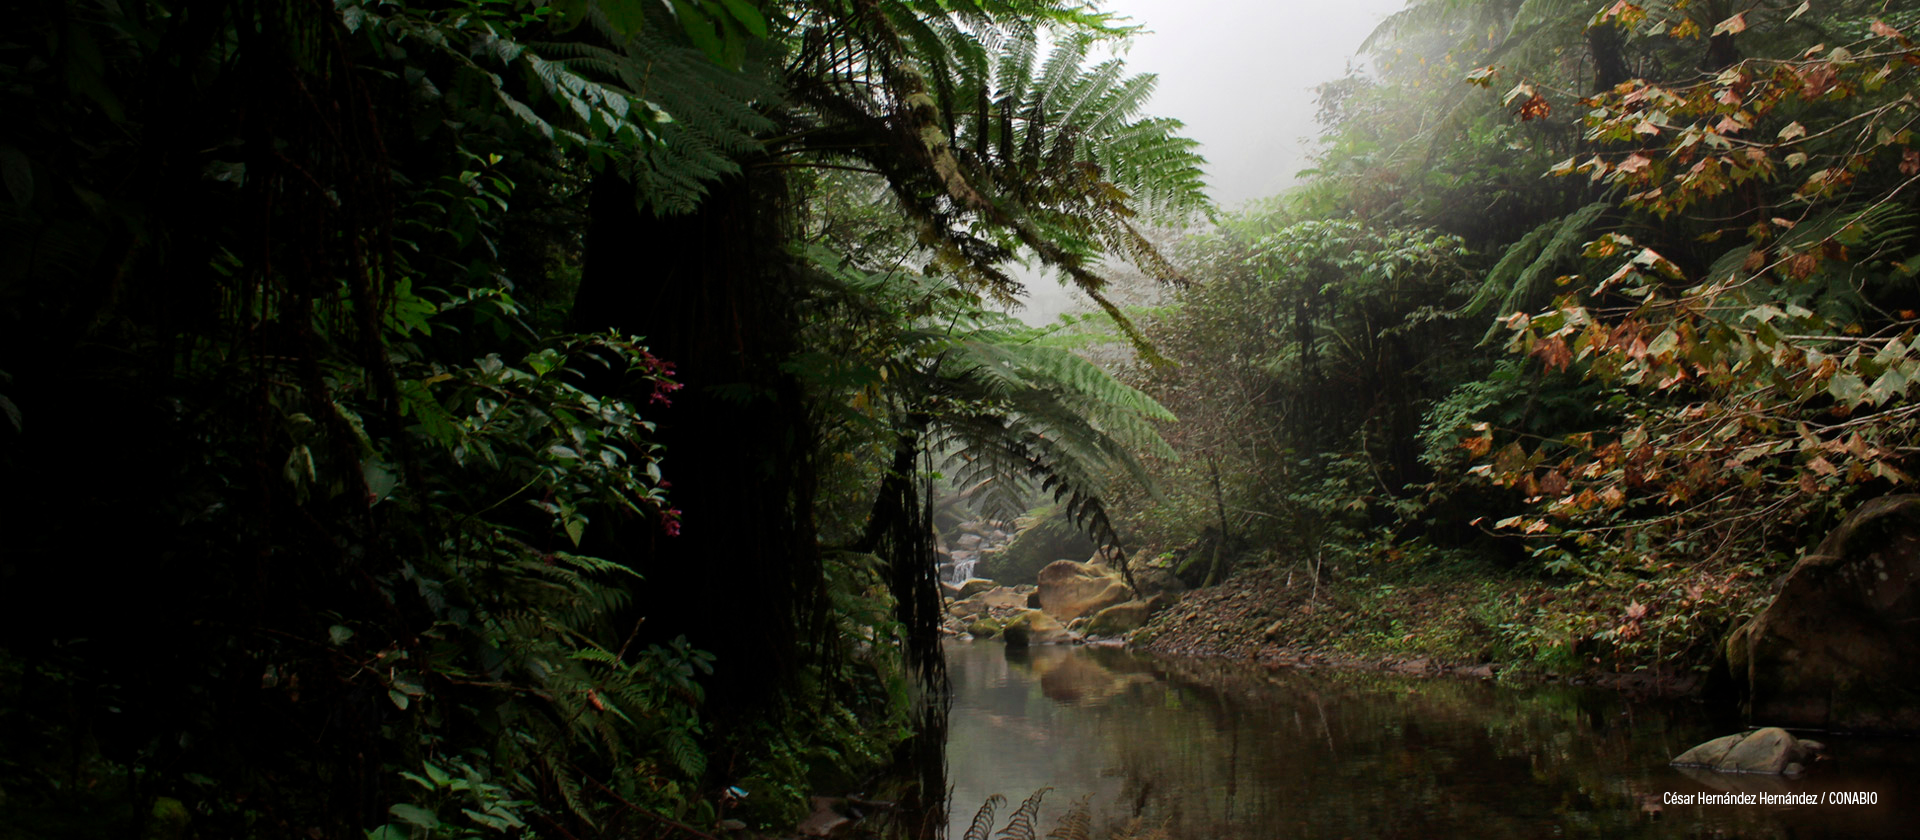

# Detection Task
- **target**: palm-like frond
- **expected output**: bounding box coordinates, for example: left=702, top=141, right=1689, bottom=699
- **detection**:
left=781, top=4, right=1208, bottom=348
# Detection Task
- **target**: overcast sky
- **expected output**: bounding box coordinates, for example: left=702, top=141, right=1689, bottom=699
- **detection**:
left=1016, top=0, right=1407, bottom=322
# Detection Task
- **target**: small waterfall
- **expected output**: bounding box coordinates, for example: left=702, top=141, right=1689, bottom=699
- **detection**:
left=949, top=556, right=979, bottom=583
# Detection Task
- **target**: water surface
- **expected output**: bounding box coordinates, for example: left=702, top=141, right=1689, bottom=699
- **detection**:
left=943, top=640, right=1917, bottom=838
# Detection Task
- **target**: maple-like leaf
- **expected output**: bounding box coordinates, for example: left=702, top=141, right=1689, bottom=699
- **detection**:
left=1712, top=12, right=1747, bottom=37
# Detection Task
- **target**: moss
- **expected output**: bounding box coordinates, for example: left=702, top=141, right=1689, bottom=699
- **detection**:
left=980, top=505, right=1095, bottom=586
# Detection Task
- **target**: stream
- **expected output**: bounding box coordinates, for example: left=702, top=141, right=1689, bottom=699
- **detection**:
left=940, top=640, right=1918, bottom=838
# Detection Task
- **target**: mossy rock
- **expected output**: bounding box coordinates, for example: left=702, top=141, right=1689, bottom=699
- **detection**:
left=966, top=617, right=1004, bottom=638
left=1722, top=495, right=1920, bottom=730
left=1086, top=600, right=1153, bottom=636
left=977, top=505, right=1096, bottom=586
left=954, top=578, right=998, bottom=599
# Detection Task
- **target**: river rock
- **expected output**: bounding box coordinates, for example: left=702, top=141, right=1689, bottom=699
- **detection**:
left=1719, top=494, right=1920, bottom=731
left=1086, top=600, right=1153, bottom=636
left=1671, top=727, right=1822, bottom=774
left=978, top=505, right=1097, bottom=585
left=1000, top=609, right=1073, bottom=647
left=956, top=533, right=984, bottom=550
left=1036, top=560, right=1134, bottom=622
left=966, top=616, right=1004, bottom=638
left=953, top=578, right=998, bottom=599
left=948, top=585, right=1028, bottom=620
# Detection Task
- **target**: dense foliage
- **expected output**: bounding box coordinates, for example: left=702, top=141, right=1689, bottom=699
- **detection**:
left=0, top=0, right=1202, bottom=837
left=1118, top=0, right=1920, bottom=675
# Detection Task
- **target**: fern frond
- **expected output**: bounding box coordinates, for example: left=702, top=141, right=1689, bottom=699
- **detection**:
left=1463, top=200, right=1608, bottom=341
left=1044, top=796, right=1092, bottom=840
left=963, top=794, right=1007, bottom=840
left=994, top=786, right=1050, bottom=840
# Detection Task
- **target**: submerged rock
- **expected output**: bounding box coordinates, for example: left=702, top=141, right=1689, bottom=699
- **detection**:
left=1719, top=494, right=1920, bottom=731
left=1671, top=727, right=1823, bottom=775
left=1000, top=609, right=1074, bottom=647
left=966, top=616, right=1004, bottom=639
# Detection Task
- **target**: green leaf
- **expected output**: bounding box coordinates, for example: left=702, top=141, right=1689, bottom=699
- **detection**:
left=362, top=460, right=398, bottom=505
left=365, top=825, right=409, bottom=840
left=328, top=625, right=354, bottom=646
left=389, top=689, right=411, bottom=711
left=1827, top=373, right=1866, bottom=405
left=389, top=804, right=439, bottom=829
left=597, top=0, right=651, bottom=35
left=669, top=0, right=725, bottom=63
left=715, top=0, right=768, bottom=38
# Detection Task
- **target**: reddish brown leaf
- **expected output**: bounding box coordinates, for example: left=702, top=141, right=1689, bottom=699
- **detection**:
left=1532, top=336, right=1574, bottom=371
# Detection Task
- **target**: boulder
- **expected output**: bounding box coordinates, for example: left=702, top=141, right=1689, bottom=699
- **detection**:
left=1000, top=609, right=1074, bottom=647
left=1671, top=727, right=1822, bottom=775
left=1036, top=560, right=1134, bottom=622
left=947, top=585, right=1028, bottom=619
left=966, top=617, right=1004, bottom=638
left=1086, top=600, right=1153, bottom=636
left=953, top=578, right=998, bottom=599
left=1720, top=495, right=1920, bottom=730
left=955, top=533, right=984, bottom=550
left=976, top=505, right=1097, bottom=585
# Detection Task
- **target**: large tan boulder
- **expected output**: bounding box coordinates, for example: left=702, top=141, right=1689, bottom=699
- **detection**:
left=1036, top=560, right=1134, bottom=622
left=1720, top=495, right=1920, bottom=731
left=946, top=585, right=1029, bottom=619
left=1671, top=727, right=1823, bottom=775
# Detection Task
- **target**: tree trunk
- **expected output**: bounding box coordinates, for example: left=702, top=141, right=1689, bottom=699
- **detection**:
left=574, top=167, right=825, bottom=720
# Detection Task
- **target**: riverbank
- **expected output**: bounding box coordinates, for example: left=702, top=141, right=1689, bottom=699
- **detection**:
left=1130, top=562, right=1708, bottom=695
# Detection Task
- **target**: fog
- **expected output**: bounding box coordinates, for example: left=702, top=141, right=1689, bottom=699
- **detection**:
left=1016, top=0, right=1407, bottom=323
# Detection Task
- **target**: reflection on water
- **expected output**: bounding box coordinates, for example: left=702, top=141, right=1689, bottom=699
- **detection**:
left=943, top=641, right=1919, bottom=838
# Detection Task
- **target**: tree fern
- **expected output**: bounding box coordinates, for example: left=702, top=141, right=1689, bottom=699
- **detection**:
left=1460, top=200, right=1608, bottom=340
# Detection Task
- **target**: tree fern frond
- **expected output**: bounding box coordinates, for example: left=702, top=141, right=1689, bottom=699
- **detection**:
left=995, top=786, right=1050, bottom=840
left=1462, top=200, right=1608, bottom=340
left=1044, top=796, right=1092, bottom=840
left=964, top=794, right=1007, bottom=840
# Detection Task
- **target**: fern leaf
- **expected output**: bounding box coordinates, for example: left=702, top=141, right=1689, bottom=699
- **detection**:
left=963, top=794, right=1006, bottom=840
left=994, top=787, right=1050, bottom=840
left=1044, top=796, right=1092, bottom=840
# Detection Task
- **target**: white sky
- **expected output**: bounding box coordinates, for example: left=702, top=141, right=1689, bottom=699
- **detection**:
left=1016, top=0, right=1408, bottom=322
